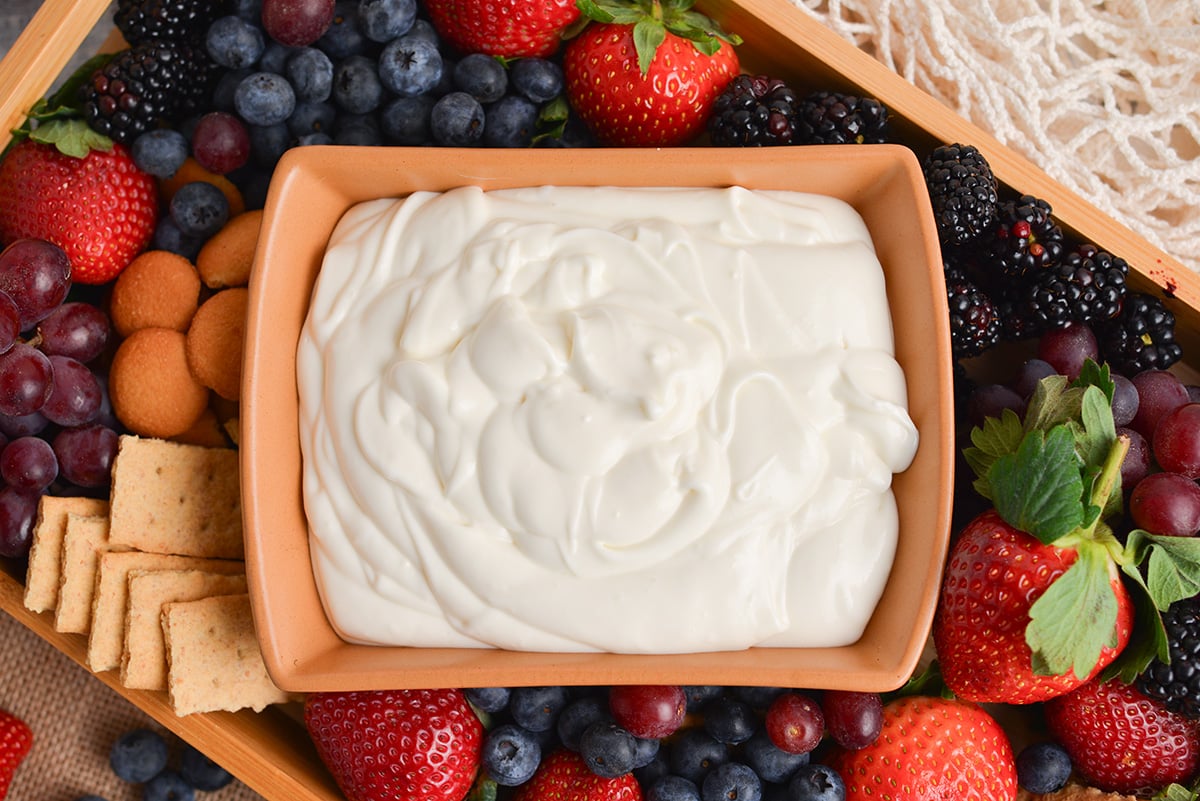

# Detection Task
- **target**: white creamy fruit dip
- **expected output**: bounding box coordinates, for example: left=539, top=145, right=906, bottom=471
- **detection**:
left=296, top=184, right=919, bottom=654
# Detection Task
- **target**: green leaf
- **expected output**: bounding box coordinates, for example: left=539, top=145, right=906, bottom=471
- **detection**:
left=1026, top=543, right=1119, bottom=678
left=575, top=0, right=616, bottom=22
left=988, top=426, right=1084, bottom=544
left=1104, top=558, right=1168, bottom=683
left=1072, top=358, right=1116, bottom=403
left=631, top=18, right=666, bottom=75
left=1023, top=374, right=1076, bottom=433
left=27, top=118, right=112, bottom=158
left=1078, top=385, right=1117, bottom=466
left=1138, top=531, right=1200, bottom=610
left=962, top=407, right=1024, bottom=497
left=465, top=775, right=498, bottom=801
left=1153, top=783, right=1199, bottom=801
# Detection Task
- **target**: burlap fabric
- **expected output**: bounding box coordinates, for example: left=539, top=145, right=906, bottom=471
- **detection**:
left=0, top=611, right=267, bottom=801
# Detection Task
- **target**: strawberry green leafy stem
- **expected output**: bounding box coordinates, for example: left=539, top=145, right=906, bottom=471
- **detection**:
left=575, top=0, right=742, bottom=75
left=5, top=53, right=114, bottom=159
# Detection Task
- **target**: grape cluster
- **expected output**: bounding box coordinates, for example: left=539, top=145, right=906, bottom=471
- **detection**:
left=0, top=239, right=120, bottom=559
left=467, top=684, right=882, bottom=801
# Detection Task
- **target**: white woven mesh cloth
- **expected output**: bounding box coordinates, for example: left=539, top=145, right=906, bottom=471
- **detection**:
left=790, top=0, right=1200, bottom=273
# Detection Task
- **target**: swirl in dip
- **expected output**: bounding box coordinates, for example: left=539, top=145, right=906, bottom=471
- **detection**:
left=296, top=185, right=919, bottom=653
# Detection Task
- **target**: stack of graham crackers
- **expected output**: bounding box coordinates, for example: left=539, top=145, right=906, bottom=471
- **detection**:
left=21, top=435, right=290, bottom=716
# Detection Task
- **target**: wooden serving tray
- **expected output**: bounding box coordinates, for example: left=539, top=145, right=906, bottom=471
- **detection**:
left=0, top=0, right=1195, bottom=799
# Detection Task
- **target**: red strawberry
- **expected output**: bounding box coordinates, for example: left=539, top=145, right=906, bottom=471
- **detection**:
left=514, top=749, right=642, bottom=801
left=0, top=122, right=158, bottom=285
left=424, top=0, right=580, bottom=59
left=563, top=1, right=741, bottom=147
left=1044, top=677, right=1200, bottom=795
left=0, top=708, right=33, bottom=799
left=824, top=695, right=1018, bottom=800
left=304, top=688, right=483, bottom=801
left=933, top=509, right=1134, bottom=704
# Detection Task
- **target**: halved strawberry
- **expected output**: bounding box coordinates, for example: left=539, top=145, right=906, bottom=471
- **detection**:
left=563, top=0, right=741, bottom=147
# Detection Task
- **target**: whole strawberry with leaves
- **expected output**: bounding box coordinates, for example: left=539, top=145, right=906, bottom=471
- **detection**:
left=563, top=0, right=741, bottom=147
left=824, top=695, right=1018, bottom=800
left=304, top=688, right=483, bottom=801
left=0, top=57, right=157, bottom=285
left=935, top=361, right=1200, bottom=705
left=424, top=0, right=581, bottom=58
left=0, top=708, right=33, bottom=799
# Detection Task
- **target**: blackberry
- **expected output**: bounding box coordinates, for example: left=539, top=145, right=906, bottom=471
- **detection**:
left=922, top=144, right=999, bottom=249
left=947, top=274, right=1002, bottom=358
left=707, top=75, right=799, bottom=146
left=794, top=91, right=888, bottom=145
left=1138, top=595, right=1200, bottom=719
left=999, top=244, right=1130, bottom=337
left=985, top=195, right=1066, bottom=283
left=114, top=0, right=224, bottom=46
left=1095, top=291, right=1183, bottom=374
left=81, top=42, right=216, bottom=143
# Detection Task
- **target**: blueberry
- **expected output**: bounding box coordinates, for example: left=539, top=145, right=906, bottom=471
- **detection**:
left=510, top=57, right=563, bottom=104
left=109, top=728, right=168, bottom=783
left=481, top=723, right=541, bottom=786
left=334, top=114, right=382, bottom=145
left=378, top=34, right=443, bottom=97
left=143, top=770, right=195, bottom=801
left=510, top=686, right=570, bottom=733
left=169, top=181, right=230, bottom=239
left=180, top=743, right=234, bottom=791
left=647, top=775, right=701, bottom=801
left=404, top=18, right=440, bottom=45
left=580, top=721, right=639, bottom=778
left=249, top=122, right=292, bottom=169
left=703, top=695, right=757, bottom=745
left=130, top=129, right=188, bottom=178
left=212, top=68, right=252, bottom=111
left=297, top=132, right=335, bottom=146
left=668, top=728, right=728, bottom=785
left=287, top=101, right=337, bottom=138
left=701, top=762, right=762, bottom=801
left=632, top=735, right=661, bottom=769
left=379, top=95, right=433, bottom=144
left=152, top=216, right=205, bottom=262
left=684, top=686, right=724, bottom=712
left=484, top=95, right=538, bottom=148
left=259, top=41, right=296, bottom=75
left=785, top=764, right=846, bottom=801
left=230, top=0, right=262, bottom=20
left=732, top=687, right=788, bottom=710
left=454, top=53, right=507, bottom=103
left=206, top=15, right=265, bottom=69
left=430, top=91, right=485, bottom=147
left=556, top=694, right=611, bottom=751
left=234, top=72, right=297, bottom=126
left=332, top=54, right=384, bottom=114
left=743, top=729, right=809, bottom=784
left=317, top=1, right=368, bottom=59
left=464, top=687, right=511, bottom=714
left=286, top=47, right=334, bottom=103
left=633, top=749, right=670, bottom=787
left=1016, top=741, right=1072, bottom=794
left=358, top=0, right=417, bottom=42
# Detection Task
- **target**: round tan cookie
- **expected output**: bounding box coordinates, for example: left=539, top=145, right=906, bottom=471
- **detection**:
left=186, top=287, right=247, bottom=402
left=196, top=209, right=262, bottom=288
left=109, top=250, right=201, bottom=337
left=109, top=327, right=210, bottom=438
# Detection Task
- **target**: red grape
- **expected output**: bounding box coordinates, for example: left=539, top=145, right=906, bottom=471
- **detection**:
left=191, top=112, right=251, bottom=174
left=1111, top=373, right=1139, bottom=427
left=0, top=485, right=40, bottom=558
left=0, top=238, right=72, bottom=330
left=1119, top=426, right=1152, bottom=491
left=765, top=692, right=824, bottom=755
left=0, top=291, right=19, bottom=354
left=36, top=302, right=111, bottom=363
left=41, top=355, right=102, bottom=427
left=608, top=685, right=687, bottom=739
left=0, top=343, right=53, bottom=416
left=1036, top=323, right=1098, bottom=380
left=1154, top=403, right=1200, bottom=478
left=820, top=690, right=883, bottom=750
left=52, top=424, right=119, bottom=488
left=0, top=435, right=58, bottom=493
left=261, top=0, right=335, bottom=46
left=1012, top=358, right=1056, bottom=400
left=1129, top=472, right=1200, bottom=537
left=1130, top=370, right=1189, bottom=441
